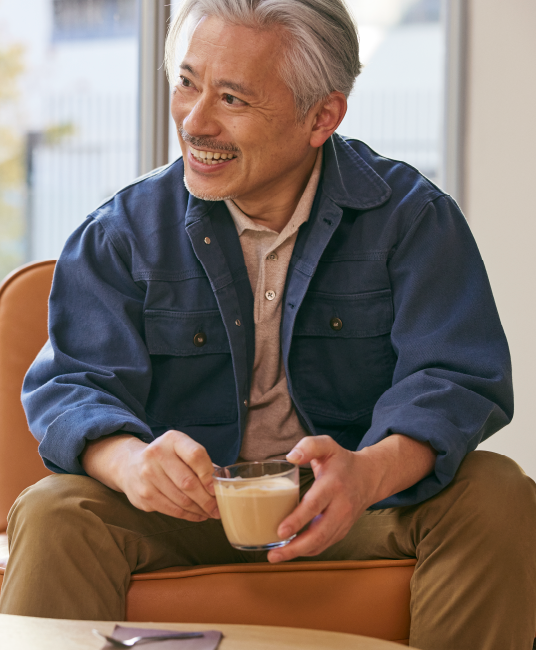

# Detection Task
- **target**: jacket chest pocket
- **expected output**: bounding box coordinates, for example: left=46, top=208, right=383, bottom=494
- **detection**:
left=289, top=289, right=396, bottom=422
left=144, top=309, right=237, bottom=426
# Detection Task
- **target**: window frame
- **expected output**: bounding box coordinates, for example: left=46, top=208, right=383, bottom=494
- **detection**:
left=442, top=0, right=469, bottom=211
left=138, top=0, right=170, bottom=175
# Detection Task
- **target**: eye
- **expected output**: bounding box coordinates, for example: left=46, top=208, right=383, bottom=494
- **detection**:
left=224, top=93, right=246, bottom=107
left=179, top=75, right=194, bottom=89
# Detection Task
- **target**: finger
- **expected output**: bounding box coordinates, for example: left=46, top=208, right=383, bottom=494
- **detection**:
left=151, top=465, right=210, bottom=518
left=164, top=454, right=219, bottom=518
left=171, top=431, right=217, bottom=496
left=276, top=481, right=331, bottom=540
left=144, top=434, right=219, bottom=517
left=158, top=452, right=217, bottom=516
left=269, top=505, right=348, bottom=563
left=131, top=484, right=209, bottom=522
left=286, top=435, right=337, bottom=466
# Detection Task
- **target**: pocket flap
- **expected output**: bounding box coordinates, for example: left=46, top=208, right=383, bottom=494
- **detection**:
left=294, top=289, right=393, bottom=338
left=145, top=309, right=231, bottom=356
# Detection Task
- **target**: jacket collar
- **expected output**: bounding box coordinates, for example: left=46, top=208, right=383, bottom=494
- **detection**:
left=184, top=132, right=392, bottom=226
left=322, top=133, right=391, bottom=209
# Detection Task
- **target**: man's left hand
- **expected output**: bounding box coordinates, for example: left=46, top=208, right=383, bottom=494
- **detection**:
left=267, top=436, right=380, bottom=563
left=267, top=433, right=437, bottom=563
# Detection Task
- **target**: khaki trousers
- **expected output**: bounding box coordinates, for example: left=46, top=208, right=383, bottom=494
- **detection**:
left=1, top=450, right=535, bottom=650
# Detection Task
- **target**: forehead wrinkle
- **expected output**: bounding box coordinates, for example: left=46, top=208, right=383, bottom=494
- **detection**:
left=193, top=34, right=228, bottom=49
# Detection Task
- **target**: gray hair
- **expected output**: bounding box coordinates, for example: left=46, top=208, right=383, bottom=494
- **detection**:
left=165, top=0, right=362, bottom=120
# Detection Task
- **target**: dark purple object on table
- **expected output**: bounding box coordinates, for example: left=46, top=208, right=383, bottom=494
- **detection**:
left=104, top=626, right=222, bottom=650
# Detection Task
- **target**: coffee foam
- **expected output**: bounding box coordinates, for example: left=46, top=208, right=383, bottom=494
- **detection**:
left=217, top=476, right=296, bottom=493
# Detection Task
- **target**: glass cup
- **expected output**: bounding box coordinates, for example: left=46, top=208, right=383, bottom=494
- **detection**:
left=213, top=460, right=299, bottom=551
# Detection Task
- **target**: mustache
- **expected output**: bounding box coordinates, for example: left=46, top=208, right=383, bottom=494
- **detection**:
left=178, top=126, right=241, bottom=154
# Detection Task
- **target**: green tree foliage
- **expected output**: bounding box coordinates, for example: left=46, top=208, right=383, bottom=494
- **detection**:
left=0, top=43, right=25, bottom=281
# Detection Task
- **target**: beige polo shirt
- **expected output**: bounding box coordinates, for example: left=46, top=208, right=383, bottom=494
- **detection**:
left=225, top=148, right=322, bottom=461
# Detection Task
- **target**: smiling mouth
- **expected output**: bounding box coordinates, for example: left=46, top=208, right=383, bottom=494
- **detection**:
left=189, top=146, right=237, bottom=165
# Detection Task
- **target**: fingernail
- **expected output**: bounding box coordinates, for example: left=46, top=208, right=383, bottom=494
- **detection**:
left=286, top=448, right=303, bottom=462
left=211, top=507, right=221, bottom=519
left=207, top=482, right=215, bottom=496
left=279, top=526, right=291, bottom=539
left=269, top=552, right=283, bottom=563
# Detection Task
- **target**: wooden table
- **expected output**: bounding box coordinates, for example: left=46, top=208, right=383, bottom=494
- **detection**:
left=0, top=614, right=412, bottom=649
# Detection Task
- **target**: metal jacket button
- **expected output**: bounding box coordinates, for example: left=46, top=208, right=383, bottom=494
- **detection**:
left=193, top=332, right=207, bottom=347
left=330, top=317, right=343, bottom=331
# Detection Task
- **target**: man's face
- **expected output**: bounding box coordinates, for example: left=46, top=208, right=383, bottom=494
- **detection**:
left=171, top=16, right=317, bottom=203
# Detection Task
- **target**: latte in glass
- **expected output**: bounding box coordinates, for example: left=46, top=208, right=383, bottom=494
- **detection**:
left=213, top=461, right=299, bottom=551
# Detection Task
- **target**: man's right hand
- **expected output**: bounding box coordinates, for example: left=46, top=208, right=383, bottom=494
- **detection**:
left=80, top=431, right=219, bottom=522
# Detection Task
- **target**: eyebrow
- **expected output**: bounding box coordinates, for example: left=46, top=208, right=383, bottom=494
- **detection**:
left=180, top=63, right=255, bottom=97
left=214, top=79, right=254, bottom=97
left=180, top=63, right=198, bottom=78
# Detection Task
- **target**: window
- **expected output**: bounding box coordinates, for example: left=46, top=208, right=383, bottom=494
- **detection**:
left=0, top=0, right=140, bottom=275
left=341, top=0, right=444, bottom=183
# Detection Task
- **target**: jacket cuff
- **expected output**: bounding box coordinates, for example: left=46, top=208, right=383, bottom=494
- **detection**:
left=359, top=404, right=476, bottom=508
left=38, top=404, right=154, bottom=475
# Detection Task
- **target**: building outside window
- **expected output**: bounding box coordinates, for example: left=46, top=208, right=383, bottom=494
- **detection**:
left=52, top=0, right=138, bottom=41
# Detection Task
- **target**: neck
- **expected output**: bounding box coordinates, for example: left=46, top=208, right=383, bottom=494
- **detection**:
left=232, top=148, right=318, bottom=233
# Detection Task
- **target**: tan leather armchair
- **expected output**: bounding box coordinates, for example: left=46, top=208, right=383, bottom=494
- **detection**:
left=0, top=261, right=415, bottom=644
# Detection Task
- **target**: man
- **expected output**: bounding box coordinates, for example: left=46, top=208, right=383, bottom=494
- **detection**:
left=1, top=1, right=535, bottom=648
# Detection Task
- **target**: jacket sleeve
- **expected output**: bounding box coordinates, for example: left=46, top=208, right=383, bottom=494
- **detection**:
left=22, top=216, right=155, bottom=475
left=359, top=194, right=513, bottom=508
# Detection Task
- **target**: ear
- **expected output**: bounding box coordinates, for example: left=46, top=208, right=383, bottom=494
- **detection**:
left=309, top=92, right=347, bottom=148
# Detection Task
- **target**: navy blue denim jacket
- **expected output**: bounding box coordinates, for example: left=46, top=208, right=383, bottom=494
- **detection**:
left=22, top=134, right=513, bottom=508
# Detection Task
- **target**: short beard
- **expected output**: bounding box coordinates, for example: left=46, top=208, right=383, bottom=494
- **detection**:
left=183, top=174, right=238, bottom=202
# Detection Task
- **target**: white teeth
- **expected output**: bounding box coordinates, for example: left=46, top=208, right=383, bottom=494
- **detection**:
left=190, top=147, right=235, bottom=164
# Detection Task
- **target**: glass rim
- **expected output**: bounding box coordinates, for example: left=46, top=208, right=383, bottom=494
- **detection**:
left=212, top=459, right=298, bottom=482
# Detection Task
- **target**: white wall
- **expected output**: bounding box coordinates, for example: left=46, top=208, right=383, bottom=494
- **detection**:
left=465, top=0, right=536, bottom=479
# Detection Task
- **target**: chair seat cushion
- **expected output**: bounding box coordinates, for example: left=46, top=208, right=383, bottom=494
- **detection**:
left=126, top=559, right=415, bottom=641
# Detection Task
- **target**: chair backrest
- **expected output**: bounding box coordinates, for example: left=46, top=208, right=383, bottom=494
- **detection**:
left=0, top=261, right=56, bottom=531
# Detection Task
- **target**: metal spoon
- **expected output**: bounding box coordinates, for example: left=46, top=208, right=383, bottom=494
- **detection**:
left=92, top=629, right=204, bottom=647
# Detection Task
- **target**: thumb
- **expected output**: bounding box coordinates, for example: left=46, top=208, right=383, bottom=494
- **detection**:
left=286, top=435, right=336, bottom=465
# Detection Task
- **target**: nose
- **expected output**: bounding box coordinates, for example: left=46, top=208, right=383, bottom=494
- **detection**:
left=183, top=95, right=221, bottom=140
